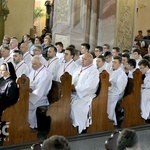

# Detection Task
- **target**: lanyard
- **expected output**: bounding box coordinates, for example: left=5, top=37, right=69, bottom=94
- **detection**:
left=78, top=64, right=93, bottom=76
left=47, top=57, right=58, bottom=67
left=63, top=60, right=74, bottom=72
left=23, top=52, right=30, bottom=59
left=15, top=62, right=25, bottom=72
left=33, top=66, right=45, bottom=81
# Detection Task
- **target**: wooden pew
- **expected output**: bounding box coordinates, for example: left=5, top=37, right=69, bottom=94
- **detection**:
left=1, top=74, right=37, bottom=146
left=47, top=80, right=63, bottom=104
left=46, top=72, right=77, bottom=137
left=88, top=70, right=114, bottom=133
left=121, top=69, right=145, bottom=128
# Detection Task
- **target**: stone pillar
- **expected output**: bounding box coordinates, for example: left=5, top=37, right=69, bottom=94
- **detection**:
left=0, top=0, right=9, bottom=44
left=114, top=0, right=136, bottom=51
left=89, top=0, right=98, bottom=51
left=52, top=0, right=92, bottom=50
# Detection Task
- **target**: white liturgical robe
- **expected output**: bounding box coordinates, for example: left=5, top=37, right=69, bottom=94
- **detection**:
left=56, top=52, right=64, bottom=62
left=23, top=51, right=32, bottom=67
left=105, top=61, right=113, bottom=74
left=140, top=69, right=150, bottom=120
left=70, top=64, right=99, bottom=133
left=56, top=59, right=76, bottom=82
left=28, top=65, right=52, bottom=128
left=47, top=56, right=60, bottom=80
left=0, top=56, right=13, bottom=66
left=97, top=63, right=107, bottom=74
left=107, top=67, right=127, bottom=125
left=14, top=60, right=30, bottom=78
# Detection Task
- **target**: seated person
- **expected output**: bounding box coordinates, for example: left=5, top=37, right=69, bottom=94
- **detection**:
left=41, top=135, right=71, bottom=150
left=138, top=59, right=150, bottom=121
left=141, top=29, right=150, bottom=48
left=56, top=47, right=76, bottom=82
left=107, top=56, right=127, bottom=126
left=28, top=56, right=52, bottom=129
left=135, top=30, right=143, bottom=41
left=96, top=55, right=106, bottom=73
left=0, top=62, right=19, bottom=118
left=121, top=53, right=130, bottom=72
left=104, top=51, right=113, bottom=74
left=132, top=49, right=142, bottom=68
left=117, top=128, right=141, bottom=150
left=112, top=47, right=120, bottom=57
left=70, top=53, right=99, bottom=134
left=126, top=59, right=136, bottom=78
left=93, top=46, right=103, bottom=66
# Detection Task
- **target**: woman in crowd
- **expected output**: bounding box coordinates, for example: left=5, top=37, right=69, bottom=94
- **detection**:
left=0, top=62, right=19, bottom=119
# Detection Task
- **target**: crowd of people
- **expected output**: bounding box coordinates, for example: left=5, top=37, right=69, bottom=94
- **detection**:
left=135, top=29, right=150, bottom=48
left=0, top=31, right=149, bottom=148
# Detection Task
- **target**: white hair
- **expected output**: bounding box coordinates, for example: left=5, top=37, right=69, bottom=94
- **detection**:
left=32, top=55, right=43, bottom=64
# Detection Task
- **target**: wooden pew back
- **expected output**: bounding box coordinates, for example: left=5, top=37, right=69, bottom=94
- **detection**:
left=1, top=74, right=37, bottom=146
left=88, top=70, right=114, bottom=133
left=46, top=72, right=77, bottom=137
left=121, top=69, right=145, bottom=128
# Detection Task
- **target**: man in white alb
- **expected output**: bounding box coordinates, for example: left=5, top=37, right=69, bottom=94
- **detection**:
left=28, top=55, right=52, bottom=129
left=13, top=50, right=29, bottom=78
left=70, top=53, right=99, bottom=134
left=33, top=45, right=48, bottom=66
left=20, top=42, right=32, bottom=67
left=9, top=38, right=19, bottom=57
left=55, top=42, right=65, bottom=62
left=107, top=56, right=127, bottom=126
left=96, top=55, right=106, bottom=73
left=47, top=45, right=60, bottom=80
left=56, top=47, right=76, bottom=82
left=138, top=59, right=150, bottom=121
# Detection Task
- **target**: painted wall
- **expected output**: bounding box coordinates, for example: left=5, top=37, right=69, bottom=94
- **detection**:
left=135, top=0, right=150, bottom=36
left=5, top=0, right=34, bottom=42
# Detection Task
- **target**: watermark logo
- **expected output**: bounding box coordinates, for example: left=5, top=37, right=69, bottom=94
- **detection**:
left=0, top=122, right=10, bottom=141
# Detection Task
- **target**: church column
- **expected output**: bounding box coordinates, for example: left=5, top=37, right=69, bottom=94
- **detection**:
left=89, top=0, right=98, bottom=51
left=0, top=0, right=9, bottom=44
left=114, top=0, right=137, bottom=50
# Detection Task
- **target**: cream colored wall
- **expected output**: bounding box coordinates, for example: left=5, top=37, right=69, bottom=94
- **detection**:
left=136, top=0, right=150, bottom=36
left=5, top=0, right=34, bottom=42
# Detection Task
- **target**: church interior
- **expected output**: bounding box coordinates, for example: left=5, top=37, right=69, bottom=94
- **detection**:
left=0, top=0, right=150, bottom=149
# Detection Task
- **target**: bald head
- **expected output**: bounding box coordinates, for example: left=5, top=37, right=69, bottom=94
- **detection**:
left=31, top=55, right=42, bottom=70
left=82, top=53, right=93, bottom=67
left=20, top=42, right=28, bottom=54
